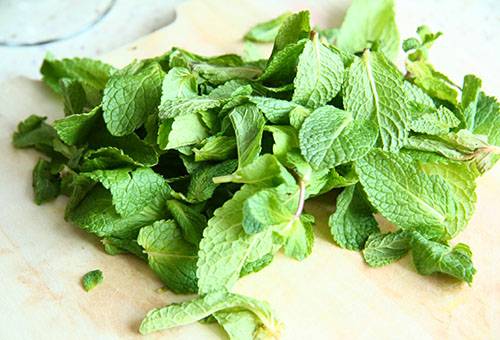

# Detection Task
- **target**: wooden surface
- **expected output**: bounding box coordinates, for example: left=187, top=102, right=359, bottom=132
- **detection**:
left=1, top=0, right=499, bottom=339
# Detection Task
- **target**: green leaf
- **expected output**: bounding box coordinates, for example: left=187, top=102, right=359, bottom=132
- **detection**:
left=406, top=60, right=458, bottom=105
left=244, top=12, right=292, bottom=43
left=159, top=96, right=224, bottom=120
left=329, top=185, right=378, bottom=251
left=32, top=159, right=61, bottom=205
left=41, top=55, right=115, bottom=95
left=343, top=50, right=410, bottom=151
left=139, top=291, right=281, bottom=337
left=68, top=185, right=168, bottom=238
left=229, top=104, right=266, bottom=168
left=81, top=270, right=103, bottom=292
left=12, top=115, right=59, bottom=156
left=137, top=220, right=198, bottom=293
left=242, top=185, right=296, bottom=234
left=282, top=213, right=315, bottom=261
left=471, top=92, right=500, bottom=146
left=409, top=106, right=460, bottom=135
left=53, top=105, right=101, bottom=145
left=356, top=149, right=475, bottom=240
left=160, top=67, right=198, bottom=101
left=259, top=40, right=306, bottom=85
left=193, top=64, right=262, bottom=85
left=270, top=11, right=310, bottom=57
left=250, top=96, right=300, bottom=124
left=461, top=74, right=482, bottom=130
left=213, top=154, right=294, bottom=187
left=193, top=136, right=237, bottom=162
left=165, top=113, right=209, bottom=150
left=337, top=0, right=399, bottom=60
left=84, top=168, right=171, bottom=218
left=299, top=106, right=378, bottom=169
left=197, top=185, right=273, bottom=294
left=101, top=237, right=146, bottom=259
left=411, top=232, right=476, bottom=284
left=102, top=61, right=164, bottom=136
left=214, top=310, right=260, bottom=340
left=166, top=199, right=206, bottom=246
left=362, top=231, right=411, bottom=267
left=292, top=35, right=344, bottom=109
left=59, top=78, right=87, bottom=115
left=187, top=160, right=238, bottom=202
left=264, top=125, right=299, bottom=160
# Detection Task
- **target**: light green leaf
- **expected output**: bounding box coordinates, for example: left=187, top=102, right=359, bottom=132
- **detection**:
left=229, top=104, right=266, bottom=168
left=82, top=270, right=103, bottom=292
left=59, top=78, right=87, bottom=115
left=213, top=154, right=294, bottom=187
left=337, top=0, right=399, bottom=60
left=103, top=61, right=164, bottom=136
left=259, top=40, right=306, bottom=85
left=292, top=36, right=344, bottom=109
left=329, top=185, right=378, bottom=251
left=193, top=136, right=237, bottom=162
left=409, top=106, right=460, bottom=135
left=411, top=232, right=475, bottom=284
left=356, top=149, right=475, bottom=240
left=250, top=96, right=299, bottom=124
left=83, top=167, right=170, bottom=218
left=187, top=160, right=238, bottom=202
left=193, top=64, right=262, bottom=85
left=165, top=113, right=209, bottom=150
left=214, top=310, right=260, bottom=340
left=362, top=231, right=411, bottom=267
left=270, top=11, right=310, bottom=57
left=139, top=291, right=281, bottom=337
left=137, top=220, right=198, bottom=293
left=160, top=67, right=198, bottom=101
left=197, top=185, right=273, bottom=294
left=166, top=200, right=206, bottom=246
left=461, top=74, right=482, bottom=130
left=54, top=105, right=101, bottom=145
left=299, top=106, right=378, bottom=168
left=282, top=213, right=315, bottom=261
left=244, top=12, right=292, bottom=43
left=343, top=50, right=410, bottom=151
left=159, top=96, right=224, bottom=120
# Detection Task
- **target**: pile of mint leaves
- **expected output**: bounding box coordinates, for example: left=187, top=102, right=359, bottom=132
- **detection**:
left=12, top=0, right=500, bottom=338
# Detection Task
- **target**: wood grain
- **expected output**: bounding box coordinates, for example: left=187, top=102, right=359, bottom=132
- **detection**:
left=0, top=0, right=499, bottom=339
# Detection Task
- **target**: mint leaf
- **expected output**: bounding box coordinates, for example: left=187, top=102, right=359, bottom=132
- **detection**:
left=159, top=96, right=224, bottom=120
left=82, top=269, right=103, bottom=292
left=84, top=168, right=171, bottom=217
left=41, top=55, right=115, bottom=95
left=405, top=60, right=458, bottom=105
left=270, top=11, right=310, bottom=57
left=103, top=61, right=164, bottom=136
left=193, top=136, right=237, bottom=162
left=356, top=149, right=473, bottom=240
left=409, top=106, right=460, bottom=135
left=461, top=74, right=482, bottom=130
left=244, top=12, right=292, bottom=43
left=362, top=231, right=411, bottom=267
left=187, top=160, right=237, bottom=203
left=12, top=115, right=58, bottom=156
left=411, top=232, right=476, bottom=284
left=137, top=220, right=198, bottom=293
left=214, top=310, right=261, bottom=340
left=259, top=40, right=306, bottom=85
left=139, top=291, right=281, bottom=337
left=250, top=96, right=300, bottom=124
left=166, top=199, right=206, bottom=245
left=160, top=67, right=198, bottom=101
left=282, top=213, right=314, bottom=261
left=242, top=184, right=297, bottom=234
left=197, top=185, right=272, bottom=294
left=32, top=158, right=61, bottom=204
left=59, top=78, right=88, bottom=115
left=229, top=104, right=266, bottom=168
left=164, top=113, right=209, bottom=150
left=292, top=35, right=344, bottom=109
left=343, top=50, right=410, bottom=151
left=329, top=185, right=378, bottom=250
left=299, top=106, right=378, bottom=168
left=337, top=0, right=399, bottom=60
left=54, top=105, right=101, bottom=145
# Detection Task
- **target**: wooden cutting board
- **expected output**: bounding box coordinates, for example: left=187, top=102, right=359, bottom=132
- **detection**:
left=0, top=0, right=499, bottom=339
